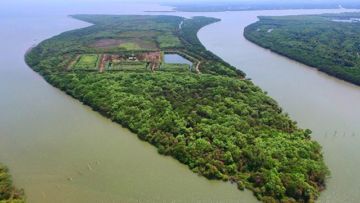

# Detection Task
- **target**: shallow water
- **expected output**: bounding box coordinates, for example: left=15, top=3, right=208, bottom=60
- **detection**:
left=164, top=54, right=192, bottom=66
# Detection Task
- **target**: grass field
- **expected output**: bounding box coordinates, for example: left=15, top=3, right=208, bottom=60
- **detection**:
left=108, top=62, right=147, bottom=71
left=73, top=54, right=99, bottom=70
left=91, top=38, right=158, bottom=51
left=160, top=63, right=190, bottom=72
left=118, top=31, right=160, bottom=38
left=119, top=42, right=141, bottom=50
left=157, top=34, right=182, bottom=49
left=119, top=39, right=158, bottom=51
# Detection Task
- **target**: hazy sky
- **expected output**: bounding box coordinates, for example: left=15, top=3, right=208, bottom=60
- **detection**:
left=3, top=0, right=359, bottom=2
left=1, top=0, right=358, bottom=13
left=2, top=0, right=359, bottom=6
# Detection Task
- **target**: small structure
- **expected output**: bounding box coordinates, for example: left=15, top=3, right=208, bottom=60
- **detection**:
left=128, top=55, right=138, bottom=61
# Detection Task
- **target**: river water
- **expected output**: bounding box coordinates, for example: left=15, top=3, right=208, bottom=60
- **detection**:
left=0, top=1, right=359, bottom=202
left=196, top=9, right=360, bottom=203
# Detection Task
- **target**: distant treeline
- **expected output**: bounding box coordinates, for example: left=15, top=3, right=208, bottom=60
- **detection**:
left=244, top=13, right=360, bottom=86
left=169, top=1, right=360, bottom=12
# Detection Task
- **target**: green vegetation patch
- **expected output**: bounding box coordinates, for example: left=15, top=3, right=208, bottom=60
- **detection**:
left=109, top=62, right=147, bottom=71
left=119, top=42, right=141, bottom=50
left=91, top=38, right=158, bottom=51
left=73, top=54, right=99, bottom=70
left=118, top=39, right=158, bottom=51
left=0, top=164, right=24, bottom=202
left=118, top=30, right=160, bottom=38
left=26, top=15, right=329, bottom=202
left=157, top=33, right=182, bottom=49
left=160, top=63, right=190, bottom=72
left=244, top=12, right=360, bottom=86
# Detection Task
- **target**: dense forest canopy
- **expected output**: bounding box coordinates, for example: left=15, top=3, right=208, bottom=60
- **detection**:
left=244, top=12, right=360, bottom=86
left=26, top=15, right=329, bottom=202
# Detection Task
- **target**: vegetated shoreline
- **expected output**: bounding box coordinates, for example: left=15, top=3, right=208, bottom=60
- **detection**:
left=25, top=14, right=329, bottom=202
left=243, top=32, right=341, bottom=80
left=243, top=14, right=360, bottom=86
left=0, top=164, right=25, bottom=202
left=172, top=8, right=340, bottom=13
left=167, top=3, right=352, bottom=12
left=243, top=31, right=359, bottom=86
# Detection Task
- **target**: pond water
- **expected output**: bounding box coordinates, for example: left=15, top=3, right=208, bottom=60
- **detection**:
left=164, top=54, right=192, bottom=66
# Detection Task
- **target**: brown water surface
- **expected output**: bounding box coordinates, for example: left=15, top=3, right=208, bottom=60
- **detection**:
left=0, top=2, right=359, bottom=202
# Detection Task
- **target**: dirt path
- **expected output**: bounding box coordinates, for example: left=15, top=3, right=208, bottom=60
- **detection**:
left=99, top=54, right=107, bottom=72
left=66, top=55, right=80, bottom=70
left=179, top=20, right=184, bottom=30
left=151, top=62, right=160, bottom=72
left=195, top=61, right=201, bottom=74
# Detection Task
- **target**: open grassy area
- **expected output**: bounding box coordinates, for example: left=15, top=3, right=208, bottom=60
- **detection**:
left=117, top=39, right=158, bottom=51
left=108, top=62, right=147, bottom=71
left=119, top=42, right=141, bottom=50
left=157, top=34, right=182, bottom=49
left=91, top=31, right=159, bottom=51
left=160, top=63, right=191, bottom=72
left=118, top=30, right=160, bottom=38
left=72, top=54, right=99, bottom=70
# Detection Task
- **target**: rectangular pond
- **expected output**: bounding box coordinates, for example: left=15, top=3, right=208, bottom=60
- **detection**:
left=164, top=54, right=192, bottom=66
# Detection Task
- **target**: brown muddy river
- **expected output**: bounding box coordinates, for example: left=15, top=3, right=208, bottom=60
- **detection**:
left=0, top=1, right=359, bottom=202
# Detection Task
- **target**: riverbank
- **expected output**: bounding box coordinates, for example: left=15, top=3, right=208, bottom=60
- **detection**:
left=0, top=163, right=24, bottom=202
left=243, top=33, right=358, bottom=85
left=243, top=13, right=360, bottom=86
left=196, top=8, right=360, bottom=202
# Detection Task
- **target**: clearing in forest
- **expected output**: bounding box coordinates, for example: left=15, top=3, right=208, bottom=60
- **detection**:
left=90, top=38, right=158, bottom=51
left=72, top=54, right=99, bottom=70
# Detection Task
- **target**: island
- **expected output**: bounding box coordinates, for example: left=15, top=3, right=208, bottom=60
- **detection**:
left=0, top=164, right=24, bottom=202
left=26, top=15, right=329, bottom=202
left=244, top=12, right=360, bottom=86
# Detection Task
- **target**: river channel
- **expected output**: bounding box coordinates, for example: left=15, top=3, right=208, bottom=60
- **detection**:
left=0, top=1, right=359, bottom=202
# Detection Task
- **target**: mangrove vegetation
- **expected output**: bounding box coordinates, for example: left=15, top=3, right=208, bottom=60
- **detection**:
left=26, top=15, right=329, bottom=202
left=244, top=12, right=360, bottom=86
left=0, top=164, right=24, bottom=202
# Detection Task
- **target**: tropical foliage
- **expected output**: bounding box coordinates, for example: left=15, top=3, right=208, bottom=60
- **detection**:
left=26, top=15, right=329, bottom=202
left=0, top=164, right=24, bottom=203
left=244, top=13, right=360, bottom=86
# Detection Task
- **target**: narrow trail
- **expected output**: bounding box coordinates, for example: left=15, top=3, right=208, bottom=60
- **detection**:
left=99, top=54, right=106, bottom=72
left=179, top=20, right=184, bottom=30
left=195, top=61, right=201, bottom=74
left=66, top=55, right=80, bottom=70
